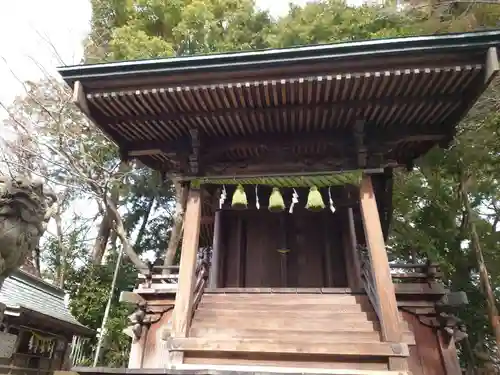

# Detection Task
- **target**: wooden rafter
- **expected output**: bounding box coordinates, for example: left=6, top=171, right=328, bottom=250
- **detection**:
left=102, top=92, right=464, bottom=125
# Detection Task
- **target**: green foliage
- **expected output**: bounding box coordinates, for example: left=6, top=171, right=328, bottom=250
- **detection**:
left=64, top=252, right=137, bottom=366
left=270, top=2, right=421, bottom=47
left=85, top=0, right=275, bottom=62
left=389, top=78, right=500, bottom=362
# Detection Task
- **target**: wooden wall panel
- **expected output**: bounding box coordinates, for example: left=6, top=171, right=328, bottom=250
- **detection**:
left=401, top=311, right=460, bottom=375
left=141, top=310, right=173, bottom=368
left=291, top=211, right=324, bottom=288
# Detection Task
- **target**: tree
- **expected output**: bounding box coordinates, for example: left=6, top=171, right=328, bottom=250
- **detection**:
left=389, top=76, right=500, bottom=366
left=2, top=0, right=500, bottom=367
left=0, top=60, right=175, bottom=364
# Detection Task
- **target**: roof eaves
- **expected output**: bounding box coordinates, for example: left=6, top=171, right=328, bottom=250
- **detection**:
left=19, top=306, right=95, bottom=336
left=57, top=29, right=500, bottom=86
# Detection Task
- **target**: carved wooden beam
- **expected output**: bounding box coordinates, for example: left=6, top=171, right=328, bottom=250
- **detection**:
left=124, top=135, right=191, bottom=157
left=124, top=129, right=446, bottom=160
left=207, top=156, right=351, bottom=176
left=189, top=128, right=200, bottom=174
left=354, top=119, right=366, bottom=168
left=104, top=93, right=463, bottom=124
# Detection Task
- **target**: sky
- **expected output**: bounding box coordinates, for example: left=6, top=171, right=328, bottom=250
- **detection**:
left=0, top=0, right=91, bottom=107
left=0, top=0, right=314, bottom=108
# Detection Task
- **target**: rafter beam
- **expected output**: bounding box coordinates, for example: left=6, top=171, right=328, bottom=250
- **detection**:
left=104, top=93, right=463, bottom=124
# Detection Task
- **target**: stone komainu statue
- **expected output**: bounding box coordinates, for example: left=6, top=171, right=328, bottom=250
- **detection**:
left=0, top=176, right=57, bottom=288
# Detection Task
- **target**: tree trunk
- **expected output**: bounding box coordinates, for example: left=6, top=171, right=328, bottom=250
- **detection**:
left=134, top=197, right=155, bottom=251
left=92, top=213, right=112, bottom=264
left=460, top=176, right=500, bottom=359
left=163, top=181, right=188, bottom=272
left=92, top=186, right=120, bottom=264
left=55, top=211, right=67, bottom=287
left=102, top=161, right=149, bottom=272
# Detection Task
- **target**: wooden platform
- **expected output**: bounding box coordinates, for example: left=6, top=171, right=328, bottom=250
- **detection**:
left=204, top=285, right=446, bottom=296
left=164, top=291, right=413, bottom=371
left=69, top=367, right=412, bottom=375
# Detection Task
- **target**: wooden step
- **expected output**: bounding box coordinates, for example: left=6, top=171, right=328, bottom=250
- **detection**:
left=201, top=293, right=369, bottom=305
left=195, top=309, right=377, bottom=322
left=192, top=316, right=378, bottom=331
left=189, top=326, right=415, bottom=346
left=167, top=337, right=410, bottom=357
left=190, top=327, right=382, bottom=342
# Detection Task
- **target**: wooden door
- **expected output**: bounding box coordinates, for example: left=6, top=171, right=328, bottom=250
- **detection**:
left=221, top=209, right=348, bottom=288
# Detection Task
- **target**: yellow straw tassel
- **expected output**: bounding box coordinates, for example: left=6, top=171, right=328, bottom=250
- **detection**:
left=269, top=187, right=285, bottom=212
left=306, top=186, right=325, bottom=212
left=231, top=184, right=247, bottom=209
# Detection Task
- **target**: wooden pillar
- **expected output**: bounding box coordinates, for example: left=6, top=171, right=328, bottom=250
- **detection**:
left=347, top=207, right=362, bottom=291
left=168, top=186, right=202, bottom=365
left=208, top=210, right=222, bottom=288
left=323, top=219, right=334, bottom=287
left=359, top=175, right=406, bottom=370
left=235, top=217, right=245, bottom=287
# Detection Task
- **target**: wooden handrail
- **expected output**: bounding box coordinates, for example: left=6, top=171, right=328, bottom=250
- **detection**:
left=359, top=175, right=405, bottom=371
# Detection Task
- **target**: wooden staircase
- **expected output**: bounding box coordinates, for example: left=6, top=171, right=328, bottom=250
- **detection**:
left=166, top=290, right=413, bottom=372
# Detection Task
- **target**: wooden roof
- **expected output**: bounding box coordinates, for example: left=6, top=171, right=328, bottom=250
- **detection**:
left=59, top=30, right=500, bottom=179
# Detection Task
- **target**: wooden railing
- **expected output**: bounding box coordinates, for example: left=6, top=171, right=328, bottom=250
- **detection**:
left=191, top=260, right=209, bottom=320
left=361, top=254, right=381, bottom=319
left=136, top=265, right=180, bottom=289
left=390, top=261, right=442, bottom=284
left=361, top=256, right=445, bottom=319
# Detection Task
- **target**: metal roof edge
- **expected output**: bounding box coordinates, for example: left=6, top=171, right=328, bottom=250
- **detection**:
left=10, top=269, right=66, bottom=298
left=57, top=29, right=500, bottom=86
